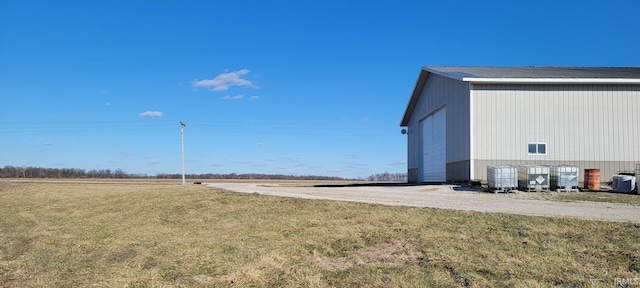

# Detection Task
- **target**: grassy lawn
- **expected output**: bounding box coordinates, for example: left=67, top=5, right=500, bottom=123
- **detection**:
left=1, top=181, right=638, bottom=287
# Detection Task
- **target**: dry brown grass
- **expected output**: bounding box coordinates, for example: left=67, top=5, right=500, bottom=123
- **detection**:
left=509, top=189, right=640, bottom=206
left=552, top=191, right=640, bottom=206
left=0, top=181, right=638, bottom=287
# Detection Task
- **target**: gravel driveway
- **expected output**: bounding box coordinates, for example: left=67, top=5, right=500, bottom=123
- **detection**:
left=206, top=182, right=639, bottom=223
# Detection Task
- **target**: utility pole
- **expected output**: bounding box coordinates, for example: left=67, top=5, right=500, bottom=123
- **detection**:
left=180, top=121, right=186, bottom=185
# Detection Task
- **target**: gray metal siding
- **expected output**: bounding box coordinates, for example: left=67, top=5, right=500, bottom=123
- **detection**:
left=406, top=74, right=470, bottom=182
left=447, top=160, right=470, bottom=181
left=471, top=84, right=640, bottom=181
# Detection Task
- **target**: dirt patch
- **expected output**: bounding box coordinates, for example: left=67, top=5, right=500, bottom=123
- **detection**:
left=313, top=239, right=425, bottom=271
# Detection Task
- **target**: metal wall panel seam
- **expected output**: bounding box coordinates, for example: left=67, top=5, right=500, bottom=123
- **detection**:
left=469, top=83, right=475, bottom=180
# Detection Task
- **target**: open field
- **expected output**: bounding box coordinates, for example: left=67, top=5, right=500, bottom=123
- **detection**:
left=1, top=181, right=639, bottom=287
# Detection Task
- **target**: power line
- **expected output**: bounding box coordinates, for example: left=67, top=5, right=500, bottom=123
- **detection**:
left=0, top=119, right=400, bottom=137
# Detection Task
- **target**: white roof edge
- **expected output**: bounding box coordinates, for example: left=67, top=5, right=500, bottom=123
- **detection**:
left=421, top=67, right=640, bottom=84
left=464, top=78, right=640, bottom=84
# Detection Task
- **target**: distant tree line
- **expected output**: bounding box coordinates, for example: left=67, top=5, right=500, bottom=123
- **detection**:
left=0, top=166, right=133, bottom=179
left=155, top=172, right=349, bottom=181
left=365, top=172, right=407, bottom=182
left=0, top=165, right=406, bottom=182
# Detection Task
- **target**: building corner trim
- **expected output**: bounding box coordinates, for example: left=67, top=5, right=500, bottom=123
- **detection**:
left=469, top=84, right=475, bottom=180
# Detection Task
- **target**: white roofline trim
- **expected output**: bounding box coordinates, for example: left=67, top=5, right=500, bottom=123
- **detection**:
left=464, top=78, right=640, bottom=84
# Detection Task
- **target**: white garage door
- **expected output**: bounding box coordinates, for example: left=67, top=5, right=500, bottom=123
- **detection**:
left=421, top=108, right=446, bottom=182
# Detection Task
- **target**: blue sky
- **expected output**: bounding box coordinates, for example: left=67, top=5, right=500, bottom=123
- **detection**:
left=1, top=0, right=639, bottom=178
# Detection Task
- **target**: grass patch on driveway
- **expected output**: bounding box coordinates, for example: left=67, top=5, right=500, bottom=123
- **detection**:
left=0, top=181, right=638, bottom=287
left=553, top=191, right=640, bottom=206
left=513, top=189, right=640, bottom=206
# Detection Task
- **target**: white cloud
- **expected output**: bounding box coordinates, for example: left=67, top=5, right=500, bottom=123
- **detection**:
left=223, top=95, right=244, bottom=100
left=146, top=155, right=159, bottom=164
left=265, top=156, right=297, bottom=162
left=43, top=142, right=54, bottom=146
left=193, top=69, right=258, bottom=91
left=390, top=161, right=407, bottom=166
left=221, top=94, right=260, bottom=101
left=345, top=161, right=368, bottom=168
left=139, top=111, right=163, bottom=118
